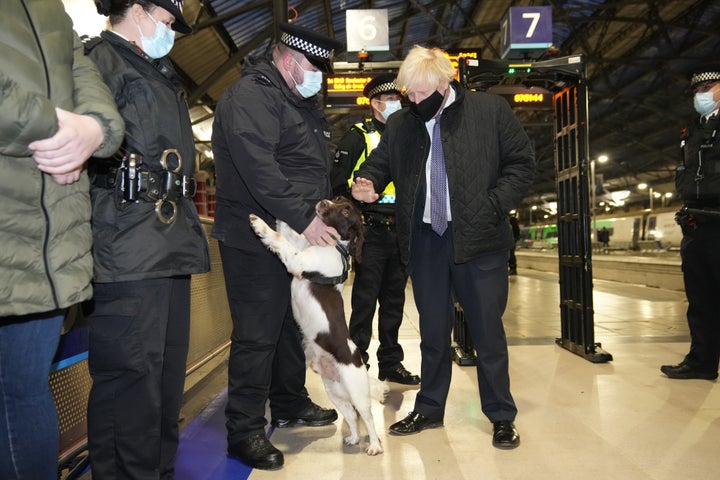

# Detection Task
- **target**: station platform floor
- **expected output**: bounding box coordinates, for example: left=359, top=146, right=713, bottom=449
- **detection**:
left=162, top=270, right=720, bottom=479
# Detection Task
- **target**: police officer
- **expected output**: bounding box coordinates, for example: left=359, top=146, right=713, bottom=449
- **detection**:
left=661, top=62, right=720, bottom=381
left=211, top=23, right=342, bottom=470
left=330, top=74, right=420, bottom=385
left=84, top=1, right=211, bottom=477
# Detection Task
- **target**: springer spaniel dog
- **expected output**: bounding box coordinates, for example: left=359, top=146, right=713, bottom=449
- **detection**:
left=249, top=196, right=389, bottom=455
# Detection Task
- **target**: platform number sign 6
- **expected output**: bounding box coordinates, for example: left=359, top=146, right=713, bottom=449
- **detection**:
left=346, top=9, right=390, bottom=52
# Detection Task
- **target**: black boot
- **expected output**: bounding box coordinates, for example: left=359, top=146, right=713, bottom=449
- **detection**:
left=228, top=432, right=284, bottom=470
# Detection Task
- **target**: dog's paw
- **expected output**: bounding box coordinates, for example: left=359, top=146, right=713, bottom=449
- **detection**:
left=343, top=434, right=360, bottom=446
left=248, top=214, right=266, bottom=235
left=365, top=442, right=384, bottom=456
left=372, top=379, right=391, bottom=404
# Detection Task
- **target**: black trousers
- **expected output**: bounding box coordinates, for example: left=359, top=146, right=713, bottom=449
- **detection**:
left=348, top=224, right=408, bottom=370
left=681, top=222, right=720, bottom=372
left=409, top=224, right=517, bottom=423
left=87, top=276, right=191, bottom=480
left=219, top=242, right=311, bottom=444
left=508, top=245, right=517, bottom=270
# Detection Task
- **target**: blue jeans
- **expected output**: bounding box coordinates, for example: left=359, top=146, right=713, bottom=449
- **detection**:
left=0, top=311, right=63, bottom=480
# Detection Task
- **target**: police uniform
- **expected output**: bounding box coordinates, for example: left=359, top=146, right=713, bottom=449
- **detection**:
left=661, top=63, right=720, bottom=380
left=83, top=1, right=211, bottom=478
left=211, top=23, right=342, bottom=470
left=330, top=74, right=420, bottom=385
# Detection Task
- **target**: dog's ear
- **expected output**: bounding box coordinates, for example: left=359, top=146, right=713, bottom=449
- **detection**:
left=347, top=215, right=365, bottom=263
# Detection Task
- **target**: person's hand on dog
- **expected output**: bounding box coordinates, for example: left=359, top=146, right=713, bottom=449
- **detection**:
left=304, top=216, right=338, bottom=246
left=29, top=108, right=104, bottom=185
left=351, top=177, right=379, bottom=203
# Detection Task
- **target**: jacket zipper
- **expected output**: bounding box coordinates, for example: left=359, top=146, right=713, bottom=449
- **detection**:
left=22, top=0, right=59, bottom=307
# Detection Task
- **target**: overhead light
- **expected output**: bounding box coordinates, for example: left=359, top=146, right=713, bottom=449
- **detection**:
left=638, top=183, right=648, bottom=190
left=610, top=190, right=630, bottom=202
left=597, top=155, right=609, bottom=163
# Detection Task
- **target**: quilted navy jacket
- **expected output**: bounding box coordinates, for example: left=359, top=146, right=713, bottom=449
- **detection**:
left=356, top=81, right=536, bottom=266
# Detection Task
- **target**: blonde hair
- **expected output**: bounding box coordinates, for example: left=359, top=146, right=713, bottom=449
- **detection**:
left=396, top=46, right=455, bottom=95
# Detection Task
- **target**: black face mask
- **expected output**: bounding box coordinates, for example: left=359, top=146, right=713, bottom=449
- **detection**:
left=410, top=89, right=445, bottom=122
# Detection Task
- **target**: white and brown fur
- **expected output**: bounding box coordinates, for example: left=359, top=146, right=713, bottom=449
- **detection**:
left=249, top=197, right=389, bottom=455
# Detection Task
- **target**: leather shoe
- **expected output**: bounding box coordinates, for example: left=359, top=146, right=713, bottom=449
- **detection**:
left=228, top=432, right=283, bottom=470
left=661, top=362, right=718, bottom=380
left=379, top=365, right=421, bottom=385
left=492, top=420, right=520, bottom=449
left=388, top=411, right=442, bottom=435
left=272, top=402, right=338, bottom=428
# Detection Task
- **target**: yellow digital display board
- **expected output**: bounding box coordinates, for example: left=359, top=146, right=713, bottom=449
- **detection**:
left=326, top=75, right=373, bottom=94
left=513, top=93, right=545, bottom=103
left=325, top=73, right=393, bottom=108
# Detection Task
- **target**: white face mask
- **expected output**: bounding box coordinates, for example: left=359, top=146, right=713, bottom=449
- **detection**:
left=290, top=57, right=323, bottom=98
left=379, top=100, right=402, bottom=120
left=694, top=91, right=719, bottom=117
left=138, top=11, right=175, bottom=59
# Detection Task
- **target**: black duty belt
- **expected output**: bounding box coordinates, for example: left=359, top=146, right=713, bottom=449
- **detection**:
left=91, top=150, right=196, bottom=224
left=676, top=205, right=720, bottom=229
left=363, top=212, right=395, bottom=227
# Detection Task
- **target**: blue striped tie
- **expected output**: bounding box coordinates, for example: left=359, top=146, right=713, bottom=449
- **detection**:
left=430, top=116, right=447, bottom=235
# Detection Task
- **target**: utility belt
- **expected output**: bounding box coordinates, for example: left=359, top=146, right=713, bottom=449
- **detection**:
left=92, top=149, right=196, bottom=224
left=363, top=212, right=396, bottom=227
left=675, top=204, right=720, bottom=230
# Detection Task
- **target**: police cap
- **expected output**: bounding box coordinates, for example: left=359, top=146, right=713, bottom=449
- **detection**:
left=96, top=0, right=191, bottom=34
left=689, top=61, right=720, bottom=89
left=363, top=73, right=400, bottom=99
left=279, top=23, right=343, bottom=74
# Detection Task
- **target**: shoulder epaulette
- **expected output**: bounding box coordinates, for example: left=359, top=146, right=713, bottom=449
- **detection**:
left=361, top=117, right=376, bottom=133
left=82, top=35, right=103, bottom=54
left=254, top=74, right=273, bottom=87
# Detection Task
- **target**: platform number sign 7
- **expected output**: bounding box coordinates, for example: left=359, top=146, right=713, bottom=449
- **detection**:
left=500, top=6, right=553, bottom=59
left=522, top=12, right=541, bottom=38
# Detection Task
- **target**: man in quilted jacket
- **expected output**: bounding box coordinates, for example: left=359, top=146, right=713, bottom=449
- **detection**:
left=0, top=1, right=124, bottom=478
left=352, top=45, right=535, bottom=450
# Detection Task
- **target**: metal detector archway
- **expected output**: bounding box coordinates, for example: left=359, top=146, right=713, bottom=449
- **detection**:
left=452, top=55, right=612, bottom=364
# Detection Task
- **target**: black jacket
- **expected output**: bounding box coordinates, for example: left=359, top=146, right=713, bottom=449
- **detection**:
left=211, top=55, right=334, bottom=252
left=356, top=81, right=536, bottom=265
left=86, top=31, right=210, bottom=282
left=676, top=115, right=720, bottom=205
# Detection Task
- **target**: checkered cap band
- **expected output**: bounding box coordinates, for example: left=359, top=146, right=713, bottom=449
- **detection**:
left=691, top=71, right=720, bottom=87
left=281, top=32, right=332, bottom=59
left=170, top=0, right=182, bottom=8
left=367, top=81, right=398, bottom=99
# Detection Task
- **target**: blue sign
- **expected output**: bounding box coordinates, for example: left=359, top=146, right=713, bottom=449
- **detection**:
left=501, top=6, right=553, bottom=59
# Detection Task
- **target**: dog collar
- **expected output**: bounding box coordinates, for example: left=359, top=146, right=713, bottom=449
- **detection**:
left=302, top=241, right=351, bottom=285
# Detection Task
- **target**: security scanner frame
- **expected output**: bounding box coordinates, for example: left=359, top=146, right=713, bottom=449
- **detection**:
left=453, top=55, right=612, bottom=364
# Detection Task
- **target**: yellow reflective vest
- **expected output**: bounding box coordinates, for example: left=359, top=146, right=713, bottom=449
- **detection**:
left=348, top=121, right=396, bottom=204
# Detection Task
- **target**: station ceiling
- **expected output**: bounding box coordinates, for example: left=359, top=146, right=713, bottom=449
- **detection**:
left=171, top=0, right=720, bottom=217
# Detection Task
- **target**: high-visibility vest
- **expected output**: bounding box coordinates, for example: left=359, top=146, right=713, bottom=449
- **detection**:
left=348, top=120, right=396, bottom=204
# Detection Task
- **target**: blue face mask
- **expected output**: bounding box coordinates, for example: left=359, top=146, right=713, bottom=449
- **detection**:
left=291, top=57, right=323, bottom=98
left=694, top=91, right=718, bottom=117
left=379, top=100, right=402, bottom=120
left=138, top=12, right=175, bottom=59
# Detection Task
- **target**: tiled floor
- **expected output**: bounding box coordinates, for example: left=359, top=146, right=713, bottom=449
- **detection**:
left=174, top=267, right=720, bottom=480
